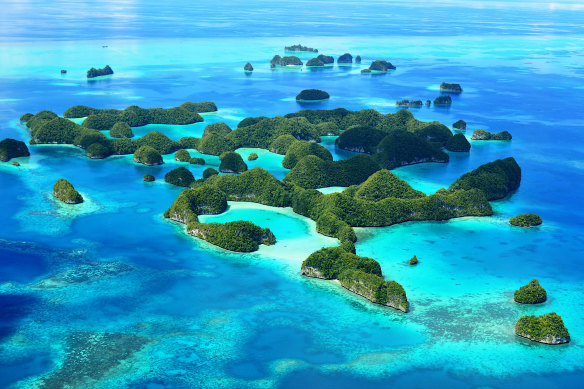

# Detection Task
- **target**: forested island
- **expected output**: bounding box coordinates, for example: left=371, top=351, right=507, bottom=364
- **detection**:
left=472, top=129, right=512, bottom=140
left=285, top=44, right=318, bottom=52
left=87, top=65, right=114, bottom=78
left=515, top=313, right=570, bottom=345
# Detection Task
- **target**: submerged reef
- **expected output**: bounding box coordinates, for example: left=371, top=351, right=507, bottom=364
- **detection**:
left=515, top=313, right=570, bottom=344
left=87, top=65, right=114, bottom=78
left=510, top=213, right=543, bottom=227
left=53, top=179, right=83, bottom=204
left=514, top=279, right=547, bottom=304
left=285, top=44, right=318, bottom=52
left=440, top=82, right=463, bottom=93
left=33, top=261, right=134, bottom=289
left=0, top=138, right=30, bottom=161
left=296, top=89, right=330, bottom=101
left=472, top=129, right=512, bottom=140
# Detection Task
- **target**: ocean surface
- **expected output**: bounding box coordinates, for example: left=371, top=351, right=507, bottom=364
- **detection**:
left=1, top=0, right=584, bottom=387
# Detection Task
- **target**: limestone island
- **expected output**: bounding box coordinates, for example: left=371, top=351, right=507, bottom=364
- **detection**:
left=409, top=255, right=418, bottom=265
left=296, top=89, right=330, bottom=102
left=317, top=54, right=334, bottom=64
left=355, top=55, right=361, bottom=63
left=244, top=62, right=253, bottom=72
left=61, top=69, right=67, bottom=74
left=434, top=96, right=452, bottom=105
left=248, top=153, right=258, bottom=161
left=53, top=179, right=83, bottom=204
left=445, top=133, right=471, bottom=152
left=0, top=138, right=30, bottom=162
left=165, top=167, right=195, bottom=187
left=190, top=157, right=205, bottom=165
left=515, top=313, right=570, bottom=345
left=337, top=53, right=353, bottom=64
left=369, top=60, right=396, bottom=72
left=306, top=58, right=325, bottom=67
left=514, top=279, right=547, bottom=304
left=143, top=174, right=155, bottom=182
left=271, top=55, right=303, bottom=68
left=453, top=120, right=467, bottom=131
left=440, top=82, right=463, bottom=93
left=219, top=151, right=248, bottom=173
left=87, top=65, right=114, bottom=78
left=510, top=213, right=542, bottom=227
left=396, top=100, right=423, bottom=107
left=110, top=122, right=134, bottom=138
left=285, top=44, right=318, bottom=53
left=472, top=129, right=512, bottom=140
left=189, top=220, right=276, bottom=252
left=133, top=145, right=163, bottom=166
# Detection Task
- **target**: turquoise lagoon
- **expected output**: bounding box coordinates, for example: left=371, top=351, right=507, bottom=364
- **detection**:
left=1, top=0, right=584, bottom=387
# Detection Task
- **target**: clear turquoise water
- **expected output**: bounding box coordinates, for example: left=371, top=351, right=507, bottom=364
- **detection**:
left=1, top=1, right=584, bottom=388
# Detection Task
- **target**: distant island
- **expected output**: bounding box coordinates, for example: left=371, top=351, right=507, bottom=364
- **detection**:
left=337, top=53, right=353, bottom=64
left=285, top=44, right=318, bottom=53
left=270, top=55, right=303, bottom=67
left=434, top=96, right=452, bottom=105
left=369, top=60, right=396, bottom=72
left=87, top=65, right=114, bottom=78
left=472, top=129, right=512, bottom=140
left=440, top=82, right=463, bottom=93
left=244, top=62, right=253, bottom=72
left=296, top=89, right=330, bottom=101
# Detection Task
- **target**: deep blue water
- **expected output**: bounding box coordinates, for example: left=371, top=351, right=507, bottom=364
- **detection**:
left=1, top=1, right=584, bottom=388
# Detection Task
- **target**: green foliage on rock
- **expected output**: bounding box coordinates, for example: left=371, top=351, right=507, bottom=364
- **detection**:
left=53, top=179, right=83, bottom=204
left=296, top=89, right=330, bottom=101
left=198, top=133, right=236, bottom=156
left=0, top=138, right=30, bottom=162
left=445, top=133, right=471, bottom=152
left=219, top=151, right=248, bottom=173
left=110, top=122, right=134, bottom=138
left=187, top=220, right=275, bottom=252
left=189, top=157, right=205, bottom=165
left=204, top=122, right=232, bottom=136
left=244, top=62, right=253, bottom=71
left=165, top=167, right=195, bottom=187
left=83, top=113, right=119, bottom=131
left=109, top=138, right=138, bottom=155
left=174, top=149, right=191, bottom=162
left=136, top=131, right=179, bottom=154
left=227, top=116, right=320, bottom=149
left=31, top=117, right=82, bottom=144
left=449, top=157, right=521, bottom=200
left=87, top=65, right=113, bottom=78
left=271, top=55, right=303, bottom=67
left=74, top=128, right=110, bottom=149
left=85, top=143, right=111, bottom=159
left=165, top=186, right=228, bottom=223
left=282, top=140, right=333, bottom=169
left=337, top=53, right=353, bottom=63
left=306, top=58, right=325, bottom=67
left=301, top=246, right=382, bottom=279
left=472, top=129, right=512, bottom=141
left=179, top=101, right=218, bottom=113
left=284, top=154, right=380, bottom=189
left=247, top=153, right=258, bottom=161
left=143, top=174, right=155, bottom=182
left=25, top=110, right=59, bottom=136
left=335, top=125, right=386, bottom=153
left=515, top=313, right=570, bottom=344
left=269, top=134, right=298, bottom=154
left=317, top=54, right=334, bottom=64
left=344, top=170, right=425, bottom=201
left=510, top=213, right=543, bottom=227
left=514, top=279, right=547, bottom=304
left=20, top=113, right=34, bottom=123
left=316, top=121, right=340, bottom=136
left=369, top=60, right=396, bottom=71
left=338, top=270, right=409, bottom=312
left=409, top=255, right=418, bottom=265
left=178, top=136, right=200, bottom=149
left=203, top=167, right=219, bottom=179
left=453, top=120, right=466, bottom=130
left=133, top=145, right=163, bottom=166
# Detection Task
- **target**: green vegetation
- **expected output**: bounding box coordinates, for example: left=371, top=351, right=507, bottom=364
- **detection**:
left=284, top=154, right=380, bottom=189
left=282, top=140, right=333, bottom=169
left=335, top=125, right=386, bottom=153
left=285, top=44, right=318, bottom=52
left=343, top=170, right=425, bottom=201
left=204, top=122, right=232, bottom=136
left=53, top=179, right=83, bottom=204
left=143, top=174, right=155, bottom=182
left=449, top=157, right=521, bottom=200
left=228, top=116, right=320, bottom=149
left=136, top=131, right=179, bottom=154
left=133, top=145, right=163, bottom=166
left=445, top=133, right=471, bottom=152
left=82, top=113, right=119, bottom=131
left=296, top=89, right=330, bottom=101
left=110, top=138, right=138, bottom=155
left=197, top=133, right=235, bottom=156
left=25, top=110, right=59, bottom=135
left=174, top=149, right=191, bottom=162
left=203, top=167, right=219, bottom=179
left=472, top=129, right=512, bottom=141
left=269, top=134, right=298, bottom=154
left=187, top=220, right=275, bottom=252
left=270, top=55, right=303, bottom=67
left=409, top=255, right=418, bottom=265
left=87, top=65, right=113, bottom=78
left=434, top=96, right=452, bottom=105
left=20, top=113, right=34, bottom=123
left=65, top=104, right=206, bottom=126
left=178, top=101, right=218, bottom=113
left=306, top=58, right=325, bottom=67
left=337, top=53, right=353, bottom=63
left=373, top=131, right=449, bottom=169
left=510, top=213, right=543, bottom=227
left=361, top=69, right=371, bottom=74
left=178, top=136, right=200, bottom=149
left=440, top=82, right=463, bottom=93
left=515, top=313, right=570, bottom=344
left=0, top=138, right=30, bottom=162
left=248, top=153, right=258, bottom=161
left=355, top=55, right=361, bottom=63
left=453, top=120, right=466, bottom=130
left=369, top=60, right=396, bottom=72
left=110, top=122, right=133, bottom=138
left=317, top=54, right=334, bottom=64
left=244, top=62, right=254, bottom=71
left=316, top=121, right=340, bottom=135
left=85, top=143, right=111, bottom=159
left=514, top=279, right=547, bottom=304
left=165, top=186, right=228, bottom=223
left=301, top=246, right=382, bottom=279
left=74, top=128, right=110, bottom=149
left=219, top=151, right=248, bottom=173
left=189, top=157, right=205, bottom=165
left=165, top=167, right=195, bottom=187
left=30, top=117, right=82, bottom=144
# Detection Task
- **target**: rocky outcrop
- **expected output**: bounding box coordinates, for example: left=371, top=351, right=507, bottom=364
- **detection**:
left=53, top=179, right=83, bottom=204
left=453, top=120, right=467, bottom=130
left=306, top=58, right=325, bottom=67
left=369, top=60, right=396, bottom=72
left=440, top=82, right=463, bottom=93
left=0, top=138, right=30, bottom=162
left=396, top=100, right=423, bottom=107
left=296, top=89, right=330, bottom=101
left=434, top=95, right=452, bottom=105
left=244, top=62, right=253, bottom=72
left=317, top=54, right=334, bottom=64
left=87, top=65, right=114, bottom=78
left=271, top=55, right=303, bottom=67
left=285, top=44, right=318, bottom=52
left=337, top=53, right=353, bottom=64
left=471, top=129, right=512, bottom=140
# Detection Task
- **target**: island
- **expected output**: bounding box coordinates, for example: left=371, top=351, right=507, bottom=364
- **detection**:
left=510, top=213, right=543, bottom=227
left=85, top=143, right=111, bottom=159
left=270, top=55, right=303, bottom=67
left=434, top=96, right=452, bottom=105
left=187, top=220, right=276, bottom=252
left=269, top=134, right=297, bottom=154
left=0, top=138, right=30, bottom=162
left=337, top=53, right=353, bottom=64
left=306, top=58, right=325, bottom=67
left=143, top=174, right=155, bottom=182
left=515, top=313, right=570, bottom=345
left=244, top=62, right=253, bottom=72
left=296, top=89, right=330, bottom=101
left=445, top=133, right=471, bottom=152
left=87, top=65, right=114, bottom=78
left=248, top=153, right=258, bottom=161
left=396, top=100, right=423, bottom=107
left=189, top=157, right=205, bottom=165
left=219, top=151, right=248, bottom=173
left=317, top=54, right=334, bottom=64
left=133, top=145, right=163, bottom=166
left=203, top=167, right=219, bottom=179
left=165, top=167, right=195, bottom=187
left=110, top=122, right=134, bottom=138
left=174, top=149, right=191, bottom=162
left=361, top=69, right=371, bottom=74
left=440, top=82, right=463, bottom=93
left=282, top=140, right=333, bottom=169
left=449, top=157, right=521, bottom=200
left=514, top=279, right=547, bottom=304
left=53, top=179, right=84, bottom=204
left=471, top=129, right=512, bottom=140
left=369, top=60, right=396, bottom=72
left=355, top=55, right=361, bottom=63
left=453, top=120, right=467, bottom=131
left=285, top=44, right=318, bottom=53
left=409, top=255, right=418, bottom=265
